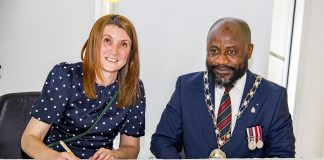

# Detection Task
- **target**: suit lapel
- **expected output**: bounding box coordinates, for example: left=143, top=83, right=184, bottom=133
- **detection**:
left=194, top=71, right=217, bottom=151
left=222, top=70, right=266, bottom=157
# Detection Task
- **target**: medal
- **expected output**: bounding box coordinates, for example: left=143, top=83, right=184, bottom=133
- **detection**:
left=246, top=128, right=256, bottom=150
left=209, top=148, right=226, bottom=158
left=256, top=126, right=263, bottom=149
left=256, top=139, right=264, bottom=149
left=248, top=140, right=256, bottom=150
left=247, top=126, right=264, bottom=150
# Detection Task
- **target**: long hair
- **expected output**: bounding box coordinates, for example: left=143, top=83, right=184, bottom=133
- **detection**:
left=81, top=14, right=140, bottom=107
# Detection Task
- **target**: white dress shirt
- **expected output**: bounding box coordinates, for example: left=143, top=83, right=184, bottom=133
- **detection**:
left=214, top=73, right=246, bottom=133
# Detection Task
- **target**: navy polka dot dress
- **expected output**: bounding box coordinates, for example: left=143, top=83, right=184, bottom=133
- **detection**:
left=31, top=62, right=146, bottom=158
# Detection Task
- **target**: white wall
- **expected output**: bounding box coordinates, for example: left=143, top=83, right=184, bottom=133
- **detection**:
left=118, top=0, right=273, bottom=158
left=0, top=0, right=95, bottom=95
left=0, top=0, right=274, bottom=158
left=290, top=0, right=324, bottom=158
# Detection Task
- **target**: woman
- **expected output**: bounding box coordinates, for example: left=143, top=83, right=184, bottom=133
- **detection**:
left=21, top=14, right=145, bottom=160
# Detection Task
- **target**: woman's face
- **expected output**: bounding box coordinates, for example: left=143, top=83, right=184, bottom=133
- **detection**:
left=99, top=24, right=131, bottom=77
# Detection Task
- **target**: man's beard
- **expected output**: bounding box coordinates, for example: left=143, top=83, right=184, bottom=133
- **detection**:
left=206, top=58, right=248, bottom=88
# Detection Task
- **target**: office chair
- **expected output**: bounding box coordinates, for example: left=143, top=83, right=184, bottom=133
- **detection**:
left=0, top=92, right=40, bottom=158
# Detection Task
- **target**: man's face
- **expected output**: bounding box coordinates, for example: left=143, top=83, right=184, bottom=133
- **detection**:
left=206, top=23, right=253, bottom=88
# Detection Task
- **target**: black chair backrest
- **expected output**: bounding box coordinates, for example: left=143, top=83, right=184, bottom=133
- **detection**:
left=0, top=92, right=40, bottom=158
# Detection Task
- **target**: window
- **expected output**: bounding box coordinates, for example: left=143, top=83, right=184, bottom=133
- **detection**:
left=268, top=0, right=296, bottom=114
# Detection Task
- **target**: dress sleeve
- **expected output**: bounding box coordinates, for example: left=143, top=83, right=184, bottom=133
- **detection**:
left=119, top=80, right=146, bottom=137
left=31, top=62, right=72, bottom=125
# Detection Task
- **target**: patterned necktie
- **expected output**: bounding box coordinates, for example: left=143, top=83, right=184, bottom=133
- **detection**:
left=216, top=87, right=232, bottom=146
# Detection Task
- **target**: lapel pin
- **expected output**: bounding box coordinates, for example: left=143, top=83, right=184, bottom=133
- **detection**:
left=251, top=106, right=256, bottom=113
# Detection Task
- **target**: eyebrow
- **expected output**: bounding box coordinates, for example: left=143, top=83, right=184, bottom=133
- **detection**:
left=121, top=40, right=131, bottom=43
left=225, top=45, right=236, bottom=48
left=102, top=34, right=112, bottom=38
left=208, top=45, right=219, bottom=48
left=102, top=34, right=131, bottom=43
left=226, top=46, right=238, bottom=50
left=208, top=45, right=238, bottom=50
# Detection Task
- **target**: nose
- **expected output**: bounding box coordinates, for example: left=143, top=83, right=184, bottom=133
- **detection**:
left=108, top=43, right=118, bottom=55
left=218, top=52, right=229, bottom=65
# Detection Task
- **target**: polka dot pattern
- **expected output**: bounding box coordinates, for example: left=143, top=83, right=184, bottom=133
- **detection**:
left=31, top=62, right=146, bottom=158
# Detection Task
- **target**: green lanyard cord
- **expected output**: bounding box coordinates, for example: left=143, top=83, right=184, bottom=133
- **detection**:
left=48, top=91, right=118, bottom=148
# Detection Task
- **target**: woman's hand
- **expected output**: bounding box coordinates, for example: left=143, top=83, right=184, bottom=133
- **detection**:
left=47, top=151, right=79, bottom=160
left=90, top=134, right=140, bottom=160
left=90, top=148, right=118, bottom=160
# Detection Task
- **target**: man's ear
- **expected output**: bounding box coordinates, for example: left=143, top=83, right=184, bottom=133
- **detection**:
left=247, top=43, right=254, bottom=59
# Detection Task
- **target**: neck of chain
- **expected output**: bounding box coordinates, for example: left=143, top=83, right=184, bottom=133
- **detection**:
left=203, top=71, right=263, bottom=148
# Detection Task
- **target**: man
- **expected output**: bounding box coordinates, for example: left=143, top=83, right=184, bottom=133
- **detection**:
left=150, top=17, right=295, bottom=158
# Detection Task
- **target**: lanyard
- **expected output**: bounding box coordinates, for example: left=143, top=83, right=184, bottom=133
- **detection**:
left=48, top=91, right=118, bottom=147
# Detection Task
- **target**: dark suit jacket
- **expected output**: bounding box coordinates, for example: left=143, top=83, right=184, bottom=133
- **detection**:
left=150, top=70, right=295, bottom=158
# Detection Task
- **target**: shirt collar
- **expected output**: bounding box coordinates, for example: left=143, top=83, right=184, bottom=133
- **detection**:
left=232, top=72, right=247, bottom=93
